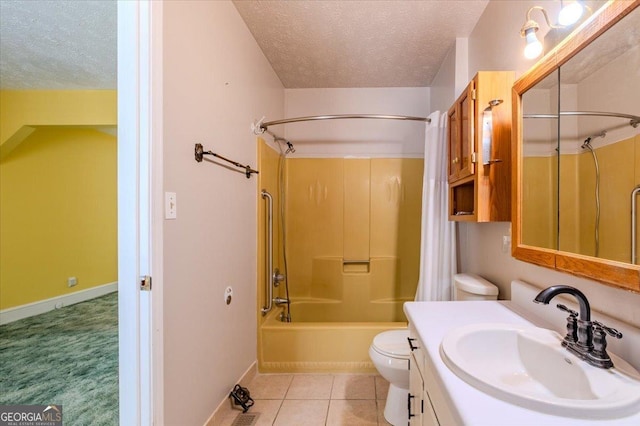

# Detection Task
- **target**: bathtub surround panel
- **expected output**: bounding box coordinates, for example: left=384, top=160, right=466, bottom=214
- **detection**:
left=523, top=135, right=640, bottom=263
left=522, top=156, right=558, bottom=250
left=344, top=159, right=371, bottom=262
left=257, top=148, right=420, bottom=372
left=257, top=138, right=285, bottom=319
left=285, top=157, right=423, bottom=301
left=576, top=135, right=638, bottom=261
left=287, top=158, right=345, bottom=297
left=370, top=158, right=424, bottom=299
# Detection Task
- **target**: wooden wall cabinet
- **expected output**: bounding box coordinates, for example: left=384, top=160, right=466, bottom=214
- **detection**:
left=448, top=71, right=514, bottom=222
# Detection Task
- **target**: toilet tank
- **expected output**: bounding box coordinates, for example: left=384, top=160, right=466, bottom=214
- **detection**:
left=453, top=273, right=499, bottom=301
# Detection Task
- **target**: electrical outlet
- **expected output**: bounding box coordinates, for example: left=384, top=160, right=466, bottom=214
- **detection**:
left=67, top=277, right=78, bottom=287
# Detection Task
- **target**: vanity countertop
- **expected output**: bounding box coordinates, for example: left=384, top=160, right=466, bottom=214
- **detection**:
left=404, top=301, right=640, bottom=425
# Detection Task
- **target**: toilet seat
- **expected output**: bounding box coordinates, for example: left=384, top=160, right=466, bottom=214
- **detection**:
left=371, top=329, right=410, bottom=359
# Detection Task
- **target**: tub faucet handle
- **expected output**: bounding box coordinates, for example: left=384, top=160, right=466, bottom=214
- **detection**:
left=273, top=268, right=285, bottom=287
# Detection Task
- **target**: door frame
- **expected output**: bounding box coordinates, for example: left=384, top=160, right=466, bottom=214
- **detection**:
left=117, top=1, right=164, bottom=424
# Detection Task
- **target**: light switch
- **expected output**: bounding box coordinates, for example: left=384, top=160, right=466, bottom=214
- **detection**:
left=165, top=192, right=177, bottom=219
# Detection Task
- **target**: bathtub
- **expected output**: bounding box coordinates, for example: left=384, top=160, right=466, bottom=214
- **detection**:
left=258, top=298, right=409, bottom=373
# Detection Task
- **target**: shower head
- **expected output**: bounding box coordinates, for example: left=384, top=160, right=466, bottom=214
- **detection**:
left=274, top=137, right=295, bottom=154
left=286, top=141, right=296, bottom=154
left=581, top=130, right=606, bottom=150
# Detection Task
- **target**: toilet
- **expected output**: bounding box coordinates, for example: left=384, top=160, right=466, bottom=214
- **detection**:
left=369, top=273, right=498, bottom=426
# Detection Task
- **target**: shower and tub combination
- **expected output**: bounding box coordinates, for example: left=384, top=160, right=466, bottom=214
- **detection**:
left=255, top=114, right=429, bottom=373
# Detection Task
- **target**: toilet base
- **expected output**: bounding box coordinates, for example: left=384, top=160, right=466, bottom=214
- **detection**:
left=384, top=383, right=409, bottom=426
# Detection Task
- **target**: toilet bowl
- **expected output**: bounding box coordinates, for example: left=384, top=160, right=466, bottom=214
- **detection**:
left=370, top=273, right=499, bottom=425
left=369, top=330, right=410, bottom=426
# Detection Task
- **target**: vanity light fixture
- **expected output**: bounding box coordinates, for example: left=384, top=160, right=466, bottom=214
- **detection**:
left=520, top=1, right=585, bottom=59
left=558, top=0, right=585, bottom=26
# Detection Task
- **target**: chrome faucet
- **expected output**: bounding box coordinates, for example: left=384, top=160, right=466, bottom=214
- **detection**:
left=534, top=285, right=622, bottom=369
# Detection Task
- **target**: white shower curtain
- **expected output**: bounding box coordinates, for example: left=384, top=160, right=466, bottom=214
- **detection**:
left=415, top=110, right=457, bottom=301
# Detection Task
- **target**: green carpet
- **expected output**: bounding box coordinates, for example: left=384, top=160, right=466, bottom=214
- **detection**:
left=0, top=292, right=119, bottom=425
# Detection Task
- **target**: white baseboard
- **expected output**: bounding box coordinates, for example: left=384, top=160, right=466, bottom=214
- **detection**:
left=0, top=282, right=118, bottom=325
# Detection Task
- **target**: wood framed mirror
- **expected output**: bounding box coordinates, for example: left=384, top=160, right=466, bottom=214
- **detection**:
left=512, top=0, right=640, bottom=292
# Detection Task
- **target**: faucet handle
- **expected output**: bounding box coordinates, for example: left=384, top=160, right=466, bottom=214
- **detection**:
left=593, top=321, right=623, bottom=339
left=556, top=304, right=579, bottom=346
left=556, top=304, right=578, bottom=317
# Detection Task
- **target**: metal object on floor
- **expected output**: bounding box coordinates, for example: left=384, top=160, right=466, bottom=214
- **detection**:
left=229, top=384, right=254, bottom=413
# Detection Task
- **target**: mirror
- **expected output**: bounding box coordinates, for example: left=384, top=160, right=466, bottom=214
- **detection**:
left=514, top=1, right=640, bottom=291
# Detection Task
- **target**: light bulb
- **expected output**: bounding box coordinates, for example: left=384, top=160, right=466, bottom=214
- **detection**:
left=558, top=1, right=584, bottom=26
left=524, top=29, right=543, bottom=59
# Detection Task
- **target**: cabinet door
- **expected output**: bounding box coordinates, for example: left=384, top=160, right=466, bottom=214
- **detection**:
left=458, top=81, right=475, bottom=180
left=422, top=390, right=439, bottom=426
left=447, top=105, right=460, bottom=182
left=448, top=81, right=476, bottom=183
left=409, top=354, right=423, bottom=425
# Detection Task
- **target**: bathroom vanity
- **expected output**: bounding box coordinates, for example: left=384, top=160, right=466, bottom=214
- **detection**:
left=404, top=282, right=640, bottom=425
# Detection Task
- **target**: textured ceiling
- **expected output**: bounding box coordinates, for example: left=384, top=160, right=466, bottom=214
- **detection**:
left=0, top=0, right=488, bottom=90
left=0, top=0, right=116, bottom=89
left=232, top=0, right=489, bottom=88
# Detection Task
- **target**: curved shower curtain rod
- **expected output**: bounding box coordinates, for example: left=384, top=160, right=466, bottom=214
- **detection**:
left=259, top=114, right=431, bottom=131
left=523, top=110, right=640, bottom=128
left=253, top=114, right=431, bottom=145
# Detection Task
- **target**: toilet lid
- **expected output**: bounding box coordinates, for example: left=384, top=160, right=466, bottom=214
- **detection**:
left=372, top=329, right=410, bottom=358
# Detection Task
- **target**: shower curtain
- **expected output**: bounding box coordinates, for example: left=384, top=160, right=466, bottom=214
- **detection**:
left=415, top=110, right=457, bottom=301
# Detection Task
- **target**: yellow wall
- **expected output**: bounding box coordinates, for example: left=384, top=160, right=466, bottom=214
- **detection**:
left=0, top=90, right=117, bottom=309
left=1, top=90, right=117, bottom=159
left=0, top=128, right=117, bottom=308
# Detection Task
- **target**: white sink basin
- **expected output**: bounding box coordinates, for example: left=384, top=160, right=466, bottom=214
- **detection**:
left=440, top=323, right=640, bottom=419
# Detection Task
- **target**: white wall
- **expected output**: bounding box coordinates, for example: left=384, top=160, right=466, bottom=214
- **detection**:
left=454, top=0, right=640, bottom=328
left=161, top=2, right=283, bottom=424
left=430, top=38, right=469, bottom=114
left=282, top=87, right=430, bottom=157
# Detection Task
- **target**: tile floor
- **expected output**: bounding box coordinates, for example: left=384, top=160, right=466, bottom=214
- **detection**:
left=220, top=374, right=393, bottom=426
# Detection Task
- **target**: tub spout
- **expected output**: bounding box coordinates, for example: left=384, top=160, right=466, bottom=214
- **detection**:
left=274, top=297, right=290, bottom=306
